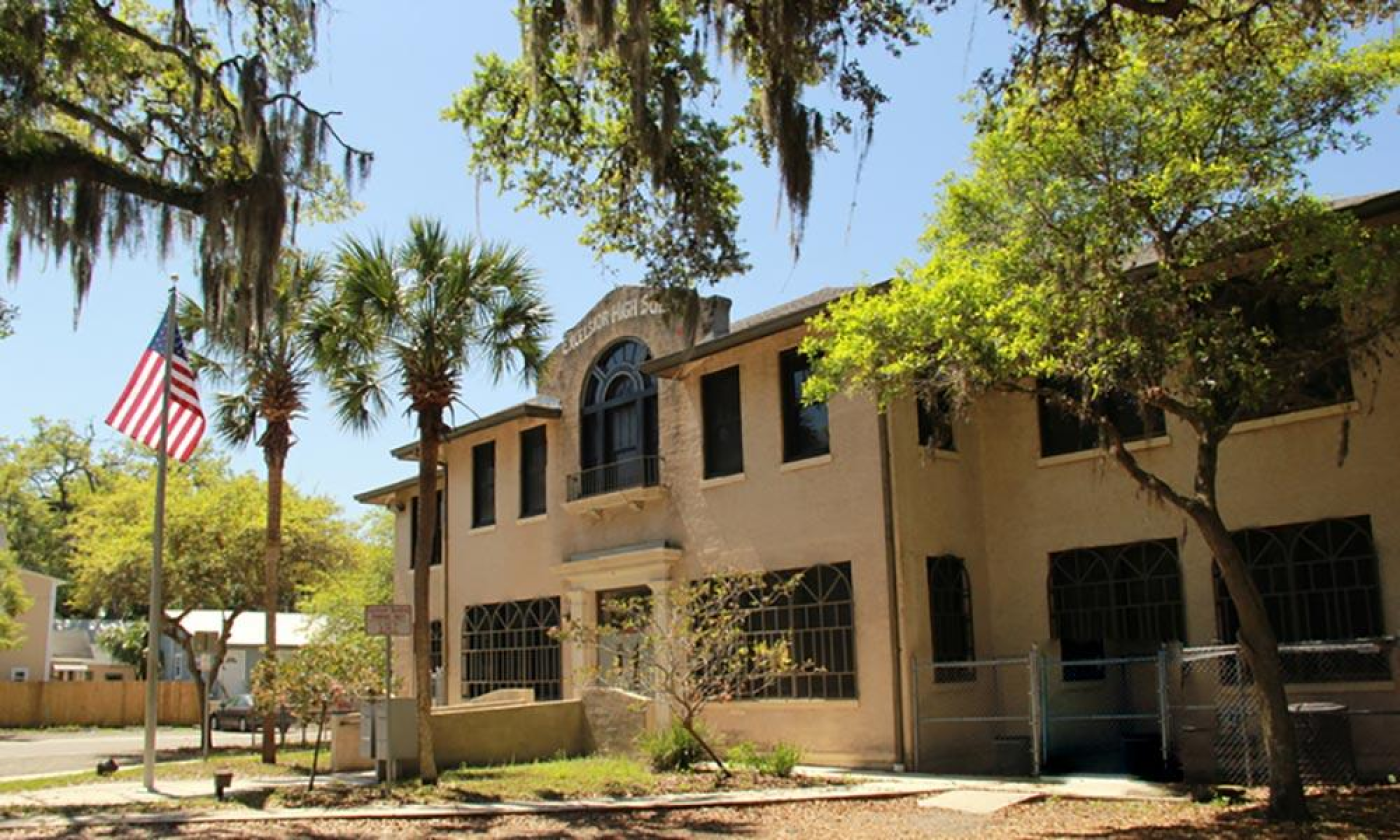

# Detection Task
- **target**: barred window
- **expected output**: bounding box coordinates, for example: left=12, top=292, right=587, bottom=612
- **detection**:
left=742, top=562, right=856, bottom=699
left=927, top=556, right=975, bottom=682
left=429, top=620, right=443, bottom=672
left=461, top=597, right=561, bottom=701
left=1216, top=516, right=1386, bottom=681
left=1049, top=540, right=1184, bottom=680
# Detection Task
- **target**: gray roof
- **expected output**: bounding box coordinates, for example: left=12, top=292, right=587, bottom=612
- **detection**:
left=389, top=396, right=562, bottom=461
left=644, top=285, right=862, bottom=375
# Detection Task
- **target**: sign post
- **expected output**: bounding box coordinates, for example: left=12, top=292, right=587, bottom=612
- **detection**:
left=365, top=605, right=412, bottom=783
left=191, top=631, right=219, bottom=760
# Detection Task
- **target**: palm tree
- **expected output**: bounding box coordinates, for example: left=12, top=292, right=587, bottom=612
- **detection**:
left=311, top=219, right=551, bottom=782
left=185, top=254, right=326, bottom=764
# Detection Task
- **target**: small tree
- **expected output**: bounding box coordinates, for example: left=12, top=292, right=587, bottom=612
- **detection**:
left=96, top=620, right=150, bottom=678
left=0, top=543, right=31, bottom=650
left=253, top=637, right=379, bottom=790
left=560, top=570, right=806, bottom=779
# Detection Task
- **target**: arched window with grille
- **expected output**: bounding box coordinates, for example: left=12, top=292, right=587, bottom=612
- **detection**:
left=1049, top=539, right=1183, bottom=680
left=741, top=562, right=857, bottom=699
left=573, top=339, right=659, bottom=498
left=1216, top=516, right=1386, bottom=681
left=927, top=556, right=975, bottom=683
left=460, top=597, right=562, bottom=701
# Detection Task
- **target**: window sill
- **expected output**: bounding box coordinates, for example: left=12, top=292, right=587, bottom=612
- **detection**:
left=1036, top=435, right=1170, bottom=469
left=780, top=452, right=833, bottom=473
left=469, top=524, right=497, bottom=535
left=699, top=472, right=745, bottom=489
left=717, top=697, right=859, bottom=709
left=920, top=447, right=960, bottom=463
left=517, top=513, right=547, bottom=526
left=1230, top=401, right=1357, bottom=436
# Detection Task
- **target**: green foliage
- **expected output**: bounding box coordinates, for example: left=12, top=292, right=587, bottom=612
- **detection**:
left=0, top=418, right=133, bottom=613
left=67, top=453, right=359, bottom=621
left=641, top=720, right=708, bottom=772
left=0, top=298, right=14, bottom=340
left=0, top=542, right=31, bottom=650
left=727, top=741, right=802, bottom=778
left=0, top=0, right=368, bottom=332
left=95, top=620, right=149, bottom=678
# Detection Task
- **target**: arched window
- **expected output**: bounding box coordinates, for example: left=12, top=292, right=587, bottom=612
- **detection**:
left=576, top=339, right=659, bottom=497
left=461, top=597, right=562, bottom=701
left=927, top=556, right=975, bottom=683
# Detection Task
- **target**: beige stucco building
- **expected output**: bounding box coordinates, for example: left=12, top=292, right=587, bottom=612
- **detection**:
left=360, top=192, right=1400, bottom=779
left=0, top=568, right=62, bottom=683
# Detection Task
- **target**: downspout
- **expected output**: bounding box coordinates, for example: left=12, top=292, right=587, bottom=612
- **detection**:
left=439, top=461, right=449, bottom=707
left=877, top=411, right=909, bottom=771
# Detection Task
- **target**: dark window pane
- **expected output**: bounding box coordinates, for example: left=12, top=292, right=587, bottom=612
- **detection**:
left=472, top=441, right=496, bottom=528
left=702, top=366, right=744, bottom=478
left=735, top=562, right=856, bottom=699
left=1037, top=377, right=1165, bottom=458
left=520, top=426, right=547, bottom=518
left=780, top=349, right=830, bottom=462
left=927, top=556, right=975, bottom=683
left=429, top=620, right=443, bottom=672
left=409, top=491, right=443, bottom=568
left=575, top=339, right=660, bottom=498
left=916, top=391, right=956, bottom=452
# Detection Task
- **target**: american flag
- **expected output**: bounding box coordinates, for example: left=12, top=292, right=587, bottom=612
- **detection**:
left=105, top=305, right=206, bottom=462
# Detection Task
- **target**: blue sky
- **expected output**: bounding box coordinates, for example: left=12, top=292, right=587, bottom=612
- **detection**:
left=1, top=4, right=1395, bottom=516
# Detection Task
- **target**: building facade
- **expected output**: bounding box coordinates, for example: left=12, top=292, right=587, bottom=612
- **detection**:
left=360, top=195, right=1400, bottom=775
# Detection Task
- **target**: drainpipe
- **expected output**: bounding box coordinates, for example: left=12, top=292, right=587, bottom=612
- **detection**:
left=877, top=411, right=909, bottom=770
left=439, top=462, right=449, bottom=707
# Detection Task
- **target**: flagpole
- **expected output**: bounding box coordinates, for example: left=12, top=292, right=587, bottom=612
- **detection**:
left=143, top=279, right=178, bottom=793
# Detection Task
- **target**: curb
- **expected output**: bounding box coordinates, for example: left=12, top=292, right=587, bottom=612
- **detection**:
left=0, top=782, right=944, bottom=830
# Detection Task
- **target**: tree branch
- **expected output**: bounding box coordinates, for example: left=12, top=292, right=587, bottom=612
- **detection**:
left=0, top=133, right=209, bottom=213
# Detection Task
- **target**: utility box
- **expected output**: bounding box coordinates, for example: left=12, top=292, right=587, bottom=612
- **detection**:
left=359, top=698, right=416, bottom=767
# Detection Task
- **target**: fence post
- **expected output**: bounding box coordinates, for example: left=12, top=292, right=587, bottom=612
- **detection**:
left=1028, top=645, right=1042, bottom=777
left=909, top=655, right=921, bottom=773
left=1157, top=645, right=1171, bottom=764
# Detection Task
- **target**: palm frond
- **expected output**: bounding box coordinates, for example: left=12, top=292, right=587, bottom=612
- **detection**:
left=213, top=392, right=260, bottom=447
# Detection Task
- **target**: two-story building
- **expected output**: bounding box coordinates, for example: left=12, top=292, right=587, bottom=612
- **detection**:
left=359, top=191, right=1400, bottom=778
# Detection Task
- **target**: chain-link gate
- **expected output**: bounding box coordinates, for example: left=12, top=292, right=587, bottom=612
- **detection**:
left=1038, top=650, right=1171, bottom=777
left=910, top=652, right=1041, bottom=777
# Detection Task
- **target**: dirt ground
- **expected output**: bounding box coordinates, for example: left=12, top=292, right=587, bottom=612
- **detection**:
left=4, top=786, right=1399, bottom=838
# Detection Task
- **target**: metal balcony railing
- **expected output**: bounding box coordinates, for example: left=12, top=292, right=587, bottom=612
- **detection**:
left=566, top=455, right=662, bottom=502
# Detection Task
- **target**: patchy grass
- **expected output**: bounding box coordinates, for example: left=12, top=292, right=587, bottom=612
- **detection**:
left=0, top=748, right=319, bottom=794
left=273, top=754, right=842, bottom=809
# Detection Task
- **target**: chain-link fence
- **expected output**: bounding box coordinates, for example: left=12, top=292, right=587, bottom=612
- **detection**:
left=911, top=638, right=1400, bottom=783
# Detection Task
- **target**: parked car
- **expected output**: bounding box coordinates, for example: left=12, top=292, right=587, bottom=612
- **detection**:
left=209, top=693, right=293, bottom=733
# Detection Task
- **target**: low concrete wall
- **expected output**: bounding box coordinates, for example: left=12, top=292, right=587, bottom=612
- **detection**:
left=331, top=688, right=653, bottom=772
left=0, top=681, right=199, bottom=727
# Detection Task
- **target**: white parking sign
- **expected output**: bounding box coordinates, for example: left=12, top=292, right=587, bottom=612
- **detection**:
left=365, top=604, right=412, bottom=636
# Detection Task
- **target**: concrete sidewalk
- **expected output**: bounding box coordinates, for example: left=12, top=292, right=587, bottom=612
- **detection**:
left=0, top=767, right=1182, bottom=831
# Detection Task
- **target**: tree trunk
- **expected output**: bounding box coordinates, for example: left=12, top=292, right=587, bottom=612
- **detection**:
left=260, top=425, right=289, bottom=765
left=308, top=701, right=327, bottom=792
left=683, top=717, right=730, bottom=779
left=1187, top=505, right=1308, bottom=820
left=412, top=408, right=440, bottom=783
left=1106, top=425, right=1308, bottom=821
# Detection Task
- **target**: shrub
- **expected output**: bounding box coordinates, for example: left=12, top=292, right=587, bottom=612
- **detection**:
left=768, top=742, right=802, bottom=777
left=641, top=721, right=707, bottom=772
left=725, top=740, right=802, bottom=777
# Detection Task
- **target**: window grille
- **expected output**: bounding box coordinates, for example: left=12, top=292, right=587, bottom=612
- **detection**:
left=741, top=562, right=856, bottom=699
left=461, top=597, right=562, bottom=701
left=927, top=555, right=975, bottom=682
left=1049, top=539, right=1184, bottom=680
left=1216, top=515, right=1386, bottom=681
left=429, top=620, right=443, bottom=672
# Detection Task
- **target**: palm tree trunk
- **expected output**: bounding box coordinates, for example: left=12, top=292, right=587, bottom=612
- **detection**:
left=413, top=407, right=441, bottom=782
left=261, top=423, right=289, bottom=765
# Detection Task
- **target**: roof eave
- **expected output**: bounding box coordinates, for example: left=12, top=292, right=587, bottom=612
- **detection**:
left=354, top=469, right=444, bottom=505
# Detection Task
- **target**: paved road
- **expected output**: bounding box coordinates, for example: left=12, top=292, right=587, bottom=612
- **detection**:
left=0, top=726, right=264, bottom=778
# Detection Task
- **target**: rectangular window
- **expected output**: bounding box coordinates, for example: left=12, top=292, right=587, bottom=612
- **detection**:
left=916, top=390, right=956, bottom=452
left=1037, top=377, right=1165, bottom=458
left=519, top=426, right=547, bottom=518
left=472, top=441, right=496, bottom=529
left=739, top=562, right=856, bottom=699
left=429, top=620, right=443, bottom=672
left=461, top=597, right=562, bottom=701
left=409, top=490, right=443, bottom=568
left=702, top=366, right=744, bottom=478
left=10, top=667, right=28, bottom=682
left=1216, top=516, right=1387, bottom=682
left=927, top=556, right=975, bottom=682
left=779, top=349, right=830, bottom=463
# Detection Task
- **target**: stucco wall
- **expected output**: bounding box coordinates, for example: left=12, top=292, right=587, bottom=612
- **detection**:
left=0, top=571, right=58, bottom=682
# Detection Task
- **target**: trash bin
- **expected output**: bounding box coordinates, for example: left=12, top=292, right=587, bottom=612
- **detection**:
left=994, top=735, right=1034, bottom=777
left=1288, top=702, right=1355, bottom=784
